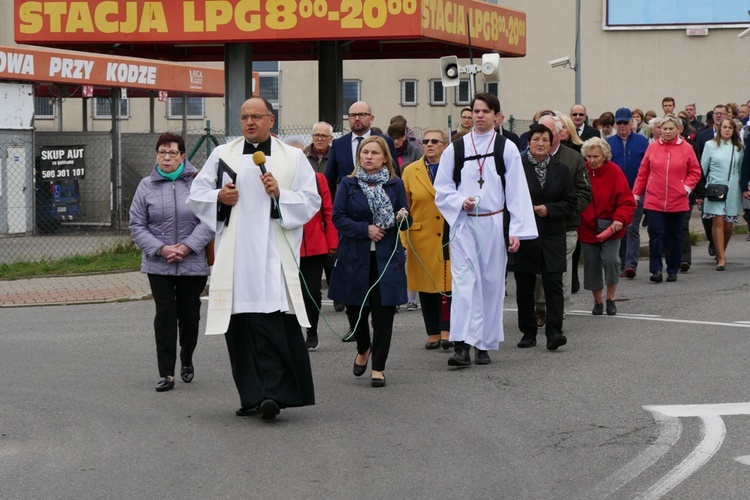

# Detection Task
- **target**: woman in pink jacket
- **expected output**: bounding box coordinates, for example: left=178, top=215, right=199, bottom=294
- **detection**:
left=632, top=115, right=702, bottom=283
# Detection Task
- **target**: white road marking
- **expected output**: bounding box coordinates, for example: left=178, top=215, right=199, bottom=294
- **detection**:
left=583, top=411, right=681, bottom=499
left=635, top=414, right=725, bottom=499
left=589, top=402, right=750, bottom=498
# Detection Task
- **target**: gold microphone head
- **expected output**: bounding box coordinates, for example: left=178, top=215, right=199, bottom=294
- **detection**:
left=252, top=151, right=266, bottom=166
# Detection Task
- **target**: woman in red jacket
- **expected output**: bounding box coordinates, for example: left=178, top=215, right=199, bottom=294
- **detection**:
left=579, top=138, right=635, bottom=316
left=300, top=171, right=338, bottom=350
left=632, top=115, right=702, bottom=283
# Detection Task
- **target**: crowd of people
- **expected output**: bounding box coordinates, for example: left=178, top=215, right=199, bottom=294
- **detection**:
left=129, top=93, right=749, bottom=421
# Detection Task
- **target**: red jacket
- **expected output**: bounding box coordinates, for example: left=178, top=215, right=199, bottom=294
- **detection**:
left=301, top=173, right=338, bottom=257
left=578, top=161, right=635, bottom=244
left=632, top=136, right=702, bottom=213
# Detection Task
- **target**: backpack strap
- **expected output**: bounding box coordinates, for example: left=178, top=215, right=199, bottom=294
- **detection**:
left=453, top=133, right=507, bottom=188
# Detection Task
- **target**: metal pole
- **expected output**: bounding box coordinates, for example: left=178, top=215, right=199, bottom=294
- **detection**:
left=575, top=0, right=582, bottom=104
left=466, top=13, right=476, bottom=97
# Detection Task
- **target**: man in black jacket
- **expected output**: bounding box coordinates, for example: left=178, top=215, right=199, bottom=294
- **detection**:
left=570, top=104, right=599, bottom=141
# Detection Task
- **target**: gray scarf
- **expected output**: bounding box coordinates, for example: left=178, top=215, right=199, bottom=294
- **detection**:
left=527, top=151, right=551, bottom=188
left=355, top=167, right=395, bottom=229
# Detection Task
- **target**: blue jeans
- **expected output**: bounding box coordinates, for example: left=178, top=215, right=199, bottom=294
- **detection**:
left=645, top=210, right=687, bottom=275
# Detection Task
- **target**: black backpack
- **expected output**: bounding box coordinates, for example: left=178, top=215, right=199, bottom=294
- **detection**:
left=450, top=134, right=511, bottom=252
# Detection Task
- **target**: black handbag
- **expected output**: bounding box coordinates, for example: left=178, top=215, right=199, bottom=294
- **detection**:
left=705, top=184, right=728, bottom=202
left=704, top=147, right=733, bottom=202
left=596, top=218, right=613, bottom=233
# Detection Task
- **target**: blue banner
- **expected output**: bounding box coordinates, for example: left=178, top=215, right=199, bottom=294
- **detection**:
left=606, top=0, right=750, bottom=27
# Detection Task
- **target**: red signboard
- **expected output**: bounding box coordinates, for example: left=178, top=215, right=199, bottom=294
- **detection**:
left=0, top=45, right=225, bottom=95
left=14, top=0, right=526, bottom=56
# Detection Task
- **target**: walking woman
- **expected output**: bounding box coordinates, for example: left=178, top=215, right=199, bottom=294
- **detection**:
left=401, top=128, right=453, bottom=351
left=632, top=115, right=702, bottom=283
left=328, top=136, right=410, bottom=387
left=514, top=124, right=577, bottom=350
left=129, top=133, right=214, bottom=392
left=579, top=138, right=635, bottom=315
left=700, top=118, right=744, bottom=270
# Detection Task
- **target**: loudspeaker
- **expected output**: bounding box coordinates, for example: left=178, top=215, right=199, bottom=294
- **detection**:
left=439, top=56, right=460, bottom=87
left=481, top=53, right=500, bottom=83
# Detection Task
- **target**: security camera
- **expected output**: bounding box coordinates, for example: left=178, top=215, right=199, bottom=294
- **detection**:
left=549, top=56, right=570, bottom=68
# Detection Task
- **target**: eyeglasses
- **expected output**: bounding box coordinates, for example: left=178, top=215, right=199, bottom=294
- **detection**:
left=312, top=134, right=331, bottom=139
left=461, top=115, right=472, bottom=120
left=240, top=113, right=272, bottom=122
left=349, top=112, right=371, bottom=119
left=421, top=138, right=443, bottom=145
left=571, top=113, right=585, bottom=117
left=157, top=150, right=181, bottom=157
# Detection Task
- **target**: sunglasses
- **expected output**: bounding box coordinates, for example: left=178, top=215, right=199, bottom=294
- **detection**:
left=421, top=138, right=443, bottom=145
left=571, top=113, right=585, bottom=117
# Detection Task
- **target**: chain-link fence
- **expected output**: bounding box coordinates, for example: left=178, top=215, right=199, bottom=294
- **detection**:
left=0, top=118, right=536, bottom=264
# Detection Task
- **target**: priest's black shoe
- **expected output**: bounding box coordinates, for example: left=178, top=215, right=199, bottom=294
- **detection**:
left=448, top=344, right=471, bottom=367
left=649, top=272, right=663, bottom=283
left=260, top=399, right=280, bottom=420
left=474, top=348, right=491, bottom=365
left=180, top=366, right=194, bottom=383
left=546, top=334, right=567, bottom=351
left=155, top=376, right=174, bottom=392
left=235, top=406, right=260, bottom=417
left=517, top=335, right=537, bottom=348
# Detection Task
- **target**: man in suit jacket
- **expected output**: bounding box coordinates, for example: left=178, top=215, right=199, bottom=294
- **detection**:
left=570, top=104, right=599, bottom=142
left=325, top=101, right=398, bottom=199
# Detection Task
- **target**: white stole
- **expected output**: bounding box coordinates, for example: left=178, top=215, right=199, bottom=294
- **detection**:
left=204, top=137, right=309, bottom=335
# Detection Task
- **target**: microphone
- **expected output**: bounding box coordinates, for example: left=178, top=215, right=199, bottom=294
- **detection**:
left=252, top=151, right=267, bottom=174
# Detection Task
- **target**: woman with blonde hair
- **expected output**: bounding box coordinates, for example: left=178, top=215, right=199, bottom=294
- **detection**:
left=328, top=136, right=410, bottom=387
left=559, top=114, right=584, bottom=152
left=632, top=115, right=702, bottom=282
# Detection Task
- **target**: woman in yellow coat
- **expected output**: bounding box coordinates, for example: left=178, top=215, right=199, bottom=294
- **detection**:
left=401, top=128, right=453, bottom=350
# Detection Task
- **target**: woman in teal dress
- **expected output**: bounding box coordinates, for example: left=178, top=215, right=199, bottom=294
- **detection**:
left=700, top=118, right=744, bottom=270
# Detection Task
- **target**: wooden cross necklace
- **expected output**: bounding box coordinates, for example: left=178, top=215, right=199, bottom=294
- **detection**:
left=470, top=130, right=496, bottom=189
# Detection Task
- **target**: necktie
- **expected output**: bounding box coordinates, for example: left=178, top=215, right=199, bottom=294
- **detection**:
left=354, top=136, right=363, bottom=163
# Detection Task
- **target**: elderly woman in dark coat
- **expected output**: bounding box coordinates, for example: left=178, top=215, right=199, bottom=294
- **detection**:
left=129, top=133, right=214, bottom=392
left=514, top=124, right=577, bottom=351
left=328, top=136, right=410, bottom=388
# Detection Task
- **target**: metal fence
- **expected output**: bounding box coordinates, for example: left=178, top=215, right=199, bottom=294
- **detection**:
left=0, top=117, right=535, bottom=264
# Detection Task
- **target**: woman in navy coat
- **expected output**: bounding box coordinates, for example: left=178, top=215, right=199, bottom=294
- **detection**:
left=328, top=136, right=410, bottom=387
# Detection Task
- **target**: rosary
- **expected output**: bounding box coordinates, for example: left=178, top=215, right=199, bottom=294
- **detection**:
left=470, top=131, right=496, bottom=189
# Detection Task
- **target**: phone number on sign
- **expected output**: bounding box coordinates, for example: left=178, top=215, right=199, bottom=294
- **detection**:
left=41, top=168, right=85, bottom=180
left=185, top=0, right=417, bottom=31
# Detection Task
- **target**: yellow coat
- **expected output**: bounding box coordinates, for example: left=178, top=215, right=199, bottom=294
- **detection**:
left=401, top=157, right=452, bottom=293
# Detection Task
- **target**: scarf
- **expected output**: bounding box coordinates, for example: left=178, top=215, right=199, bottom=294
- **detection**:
left=157, top=162, right=185, bottom=181
left=356, top=167, right=395, bottom=229
left=526, top=151, right=551, bottom=188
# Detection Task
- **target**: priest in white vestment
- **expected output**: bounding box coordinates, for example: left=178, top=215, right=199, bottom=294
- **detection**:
left=434, top=93, right=537, bottom=367
left=188, top=97, right=320, bottom=420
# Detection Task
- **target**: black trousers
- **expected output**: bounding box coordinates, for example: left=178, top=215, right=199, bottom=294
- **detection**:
left=418, top=292, right=451, bottom=336
left=300, top=254, right=327, bottom=336
left=224, top=312, right=315, bottom=409
left=345, top=252, right=396, bottom=372
left=515, top=270, right=564, bottom=338
left=147, top=274, right=207, bottom=378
